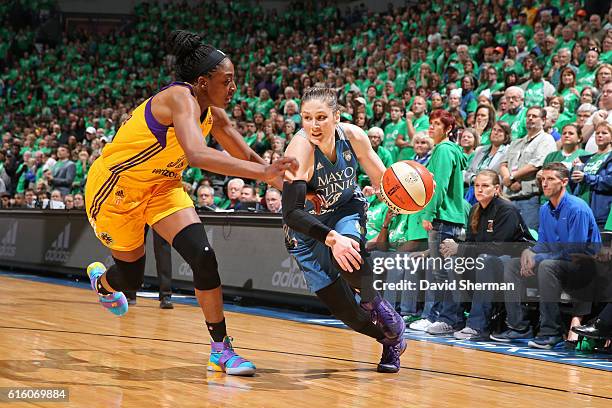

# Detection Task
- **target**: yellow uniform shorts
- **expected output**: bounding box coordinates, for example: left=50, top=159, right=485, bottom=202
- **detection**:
left=85, top=159, right=194, bottom=251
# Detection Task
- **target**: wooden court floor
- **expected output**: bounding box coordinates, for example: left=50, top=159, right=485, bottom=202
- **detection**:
left=0, top=275, right=610, bottom=408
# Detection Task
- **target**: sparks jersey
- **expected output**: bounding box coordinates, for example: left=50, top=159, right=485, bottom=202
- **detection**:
left=100, top=82, right=212, bottom=183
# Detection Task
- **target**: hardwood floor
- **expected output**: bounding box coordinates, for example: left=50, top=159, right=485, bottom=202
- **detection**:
left=0, top=275, right=610, bottom=407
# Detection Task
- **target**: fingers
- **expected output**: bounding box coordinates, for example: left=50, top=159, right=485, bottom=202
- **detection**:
left=282, top=156, right=299, bottom=172
left=345, top=251, right=361, bottom=272
left=336, top=254, right=352, bottom=272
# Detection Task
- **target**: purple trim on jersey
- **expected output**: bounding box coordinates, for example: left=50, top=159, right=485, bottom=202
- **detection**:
left=160, top=81, right=195, bottom=96
left=144, top=98, right=168, bottom=148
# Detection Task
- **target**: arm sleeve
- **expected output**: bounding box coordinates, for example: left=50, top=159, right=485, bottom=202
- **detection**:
left=282, top=181, right=332, bottom=243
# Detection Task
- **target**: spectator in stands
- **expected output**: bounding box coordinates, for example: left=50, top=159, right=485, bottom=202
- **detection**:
left=571, top=122, right=612, bottom=230
left=219, top=178, right=244, bottom=210
left=582, top=81, right=612, bottom=153
left=473, top=104, right=496, bottom=146
left=409, top=110, right=468, bottom=335
left=542, top=124, right=589, bottom=187
left=0, top=193, right=10, bottom=209
left=73, top=193, right=85, bottom=210
left=46, top=145, right=75, bottom=196
left=543, top=106, right=561, bottom=141
left=410, top=132, right=434, bottom=165
left=459, top=128, right=480, bottom=166
left=383, top=104, right=406, bottom=161
left=24, top=189, right=36, bottom=209
left=491, top=163, right=601, bottom=349
left=196, top=185, right=217, bottom=212
left=500, top=106, right=557, bottom=230
left=235, top=184, right=263, bottom=212
left=523, top=62, right=555, bottom=108
left=48, top=189, right=65, bottom=209
left=440, top=170, right=533, bottom=340
left=499, top=86, right=527, bottom=140
left=464, top=121, right=511, bottom=205
left=12, top=193, right=24, bottom=208
left=264, top=188, right=282, bottom=213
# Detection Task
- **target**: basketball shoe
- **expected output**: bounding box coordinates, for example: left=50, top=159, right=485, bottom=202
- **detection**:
left=208, top=336, right=256, bottom=376
left=361, top=296, right=406, bottom=341
left=87, top=262, right=128, bottom=316
left=377, top=337, right=407, bottom=373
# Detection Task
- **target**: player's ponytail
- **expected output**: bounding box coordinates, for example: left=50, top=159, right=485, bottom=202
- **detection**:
left=169, top=30, right=202, bottom=61
left=168, top=30, right=228, bottom=83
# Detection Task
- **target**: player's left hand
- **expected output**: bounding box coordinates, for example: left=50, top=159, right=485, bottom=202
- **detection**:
left=362, top=186, right=377, bottom=197
left=306, top=192, right=327, bottom=214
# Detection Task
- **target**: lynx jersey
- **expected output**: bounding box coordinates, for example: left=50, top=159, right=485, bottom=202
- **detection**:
left=305, top=124, right=366, bottom=218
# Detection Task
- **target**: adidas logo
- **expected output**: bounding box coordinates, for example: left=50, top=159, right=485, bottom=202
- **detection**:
left=0, top=221, right=18, bottom=257
left=272, top=257, right=308, bottom=290
left=45, top=223, right=71, bottom=263
left=316, top=162, right=324, bottom=170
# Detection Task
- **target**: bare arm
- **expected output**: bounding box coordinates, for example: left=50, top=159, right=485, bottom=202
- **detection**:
left=170, top=90, right=296, bottom=181
left=210, top=107, right=284, bottom=189
left=342, top=123, right=386, bottom=191
left=283, top=131, right=314, bottom=182
left=513, top=164, right=539, bottom=180
left=211, top=107, right=267, bottom=164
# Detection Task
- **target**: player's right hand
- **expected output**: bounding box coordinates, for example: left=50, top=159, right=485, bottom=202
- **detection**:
left=326, top=231, right=362, bottom=272
left=263, top=157, right=299, bottom=182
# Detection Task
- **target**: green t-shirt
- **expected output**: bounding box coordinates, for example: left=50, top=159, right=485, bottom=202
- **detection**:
left=541, top=149, right=588, bottom=203
left=412, top=114, right=429, bottom=132
left=500, top=108, right=527, bottom=140
left=560, top=88, right=579, bottom=114
left=480, top=129, right=492, bottom=146
left=383, top=120, right=406, bottom=160
left=578, top=152, right=611, bottom=203
left=524, top=81, right=545, bottom=108
left=605, top=206, right=612, bottom=231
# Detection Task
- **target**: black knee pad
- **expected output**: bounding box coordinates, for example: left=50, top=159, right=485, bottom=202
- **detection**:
left=106, top=255, right=146, bottom=292
left=172, top=223, right=220, bottom=290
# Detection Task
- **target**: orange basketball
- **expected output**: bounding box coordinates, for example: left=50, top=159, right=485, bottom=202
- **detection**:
left=380, top=160, right=435, bottom=214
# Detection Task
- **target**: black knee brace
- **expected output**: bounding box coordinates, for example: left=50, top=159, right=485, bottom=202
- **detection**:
left=106, top=255, right=146, bottom=292
left=172, top=223, right=220, bottom=290
left=316, top=278, right=385, bottom=341
left=330, top=234, right=378, bottom=302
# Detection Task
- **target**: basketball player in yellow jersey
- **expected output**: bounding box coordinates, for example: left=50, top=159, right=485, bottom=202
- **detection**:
left=84, top=30, right=297, bottom=377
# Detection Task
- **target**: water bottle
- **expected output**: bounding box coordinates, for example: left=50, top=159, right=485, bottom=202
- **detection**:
left=573, top=162, right=585, bottom=173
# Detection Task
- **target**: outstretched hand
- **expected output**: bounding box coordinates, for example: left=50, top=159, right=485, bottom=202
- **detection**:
left=263, top=157, right=299, bottom=182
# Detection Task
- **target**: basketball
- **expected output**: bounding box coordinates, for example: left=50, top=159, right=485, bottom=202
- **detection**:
left=380, top=160, right=435, bottom=214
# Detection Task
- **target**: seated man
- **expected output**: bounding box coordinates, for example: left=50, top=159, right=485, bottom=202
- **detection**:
left=491, top=163, right=601, bottom=349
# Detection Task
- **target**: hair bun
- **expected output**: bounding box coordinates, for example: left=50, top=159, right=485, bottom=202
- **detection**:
left=169, top=30, right=201, bottom=60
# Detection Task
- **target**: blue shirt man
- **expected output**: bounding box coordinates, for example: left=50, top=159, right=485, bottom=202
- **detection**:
left=491, top=162, right=600, bottom=349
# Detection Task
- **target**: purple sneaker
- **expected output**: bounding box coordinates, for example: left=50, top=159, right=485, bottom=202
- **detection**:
left=362, top=297, right=406, bottom=341
left=377, top=338, right=407, bottom=373
left=208, top=336, right=256, bottom=376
